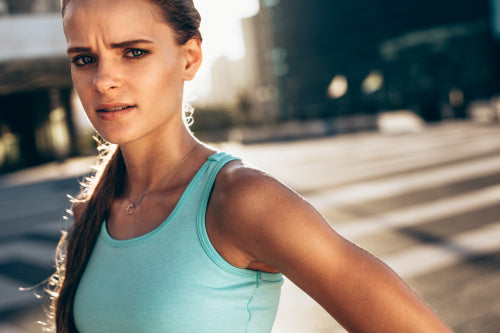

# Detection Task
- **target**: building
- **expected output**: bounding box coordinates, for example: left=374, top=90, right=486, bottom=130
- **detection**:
left=0, top=0, right=77, bottom=172
left=210, top=56, right=247, bottom=107
left=206, top=10, right=280, bottom=125
left=257, top=0, right=500, bottom=128
left=239, top=10, right=280, bottom=124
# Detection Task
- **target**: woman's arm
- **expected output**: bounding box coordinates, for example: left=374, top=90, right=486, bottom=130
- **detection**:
left=208, top=162, right=453, bottom=333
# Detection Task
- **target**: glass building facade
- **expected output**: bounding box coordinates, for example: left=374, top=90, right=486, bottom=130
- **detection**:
left=260, top=0, right=500, bottom=126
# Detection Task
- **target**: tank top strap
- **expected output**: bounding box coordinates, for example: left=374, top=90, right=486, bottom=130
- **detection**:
left=206, top=151, right=241, bottom=178
left=200, top=152, right=241, bottom=200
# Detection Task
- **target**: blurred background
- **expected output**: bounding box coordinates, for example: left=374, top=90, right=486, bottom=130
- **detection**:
left=1, top=0, right=500, bottom=332
left=2, top=0, right=500, bottom=170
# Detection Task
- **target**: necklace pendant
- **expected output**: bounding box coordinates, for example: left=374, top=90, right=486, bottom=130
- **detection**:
left=125, top=201, right=135, bottom=215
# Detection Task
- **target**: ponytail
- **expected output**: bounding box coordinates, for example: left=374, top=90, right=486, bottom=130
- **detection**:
left=47, top=142, right=125, bottom=332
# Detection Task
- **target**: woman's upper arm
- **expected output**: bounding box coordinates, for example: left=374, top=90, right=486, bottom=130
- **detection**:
left=213, top=164, right=453, bottom=333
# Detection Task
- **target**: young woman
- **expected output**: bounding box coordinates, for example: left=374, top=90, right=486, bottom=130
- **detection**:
left=50, top=0, right=454, bottom=332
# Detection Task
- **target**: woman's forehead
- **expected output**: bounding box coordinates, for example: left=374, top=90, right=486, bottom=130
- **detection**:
left=63, top=0, right=170, bottom=45
left=63, top=0, right=161, bottom=25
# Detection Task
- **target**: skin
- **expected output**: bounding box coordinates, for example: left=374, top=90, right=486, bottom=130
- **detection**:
left=64, top=0, right=454, bottom=331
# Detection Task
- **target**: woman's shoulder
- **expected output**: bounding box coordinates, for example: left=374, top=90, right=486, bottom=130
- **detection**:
left=214, top=158, right=299, bottom=211
left=210, top=157, right=313, bottom=234
left=207, top=158, right=313, bottom=269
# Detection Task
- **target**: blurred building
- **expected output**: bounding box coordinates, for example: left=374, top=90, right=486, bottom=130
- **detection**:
left=211, top=56, right=247, bottom=107
left=240, top=10, right=280, bottom=124
left=254, top=0, right=500, bottom=129
left=0, top=0, right=76, bottom=172
left=210, top=10, right=280, bottom=125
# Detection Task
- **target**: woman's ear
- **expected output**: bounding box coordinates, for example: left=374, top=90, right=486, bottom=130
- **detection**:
left=182, top=38, right=202, bottom=81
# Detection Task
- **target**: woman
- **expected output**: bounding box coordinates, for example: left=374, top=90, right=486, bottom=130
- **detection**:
left=50, top=0, right=454, bottom=332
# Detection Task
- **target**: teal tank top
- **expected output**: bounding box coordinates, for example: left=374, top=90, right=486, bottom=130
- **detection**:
left=73, top=152, right=284, bottom=332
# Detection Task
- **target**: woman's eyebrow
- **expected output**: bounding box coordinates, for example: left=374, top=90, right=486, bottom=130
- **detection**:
left=67, top=39, right=154, bottom=54
left=110, top=39, right=154, bottom=48
left=67, top=46, right=91, bottom=54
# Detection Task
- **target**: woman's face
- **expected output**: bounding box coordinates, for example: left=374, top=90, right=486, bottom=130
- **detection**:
left=63, top=0, right=201, bottom=146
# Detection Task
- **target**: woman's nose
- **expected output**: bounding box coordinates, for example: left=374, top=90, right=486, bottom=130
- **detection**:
left=93, top=61, right=122, bottom=93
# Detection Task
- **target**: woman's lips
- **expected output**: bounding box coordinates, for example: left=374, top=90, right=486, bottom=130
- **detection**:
left=98, top=106, right=132, bottom=112
left=95, top=103, right=136, bottom=121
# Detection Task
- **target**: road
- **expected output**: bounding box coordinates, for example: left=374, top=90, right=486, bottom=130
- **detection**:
left=1, top=121, right=499, bottom=332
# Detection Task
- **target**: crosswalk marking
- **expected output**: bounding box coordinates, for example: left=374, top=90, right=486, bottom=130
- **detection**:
left=308, top=154, right=500, bottom=210
left=333, top=184, right=500, bottom=240
left=382, top=222, right=500, bottom=278
left=0, top=241, right=56, bottom=266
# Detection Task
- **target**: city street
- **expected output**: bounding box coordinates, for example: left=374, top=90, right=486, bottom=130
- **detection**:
left=0, top=120, right=499, bottom=332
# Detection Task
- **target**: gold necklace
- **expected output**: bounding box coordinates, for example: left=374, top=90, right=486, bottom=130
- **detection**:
left=124, top=145, right=199, bottom=215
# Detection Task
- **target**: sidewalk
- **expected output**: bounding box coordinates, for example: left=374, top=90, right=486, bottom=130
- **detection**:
left=0, top=155, right=95, bottom=189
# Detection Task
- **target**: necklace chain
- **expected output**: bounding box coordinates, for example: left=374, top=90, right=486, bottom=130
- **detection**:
left=124, top=145, right=199, bottom=215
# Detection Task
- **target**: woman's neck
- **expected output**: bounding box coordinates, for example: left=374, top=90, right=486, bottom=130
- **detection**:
left=119, top=124, right=200, bottom=199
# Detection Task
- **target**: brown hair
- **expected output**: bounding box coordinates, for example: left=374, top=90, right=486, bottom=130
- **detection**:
left=61, top=0, right=202, bottom=44
left=49, top=1, right=202, bottom=332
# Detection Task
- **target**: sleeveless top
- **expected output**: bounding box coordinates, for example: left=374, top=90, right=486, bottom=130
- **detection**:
left=73, top=152, right=284, bottom=333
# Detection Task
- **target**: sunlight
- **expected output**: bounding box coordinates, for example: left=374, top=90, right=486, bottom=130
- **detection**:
left=190, top=0, right=260, bottom=99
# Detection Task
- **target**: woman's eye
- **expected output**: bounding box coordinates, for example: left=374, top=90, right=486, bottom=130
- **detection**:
left=125, top=49, right=147, bottom=58
left=71, top=55, right=95, bottom=67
